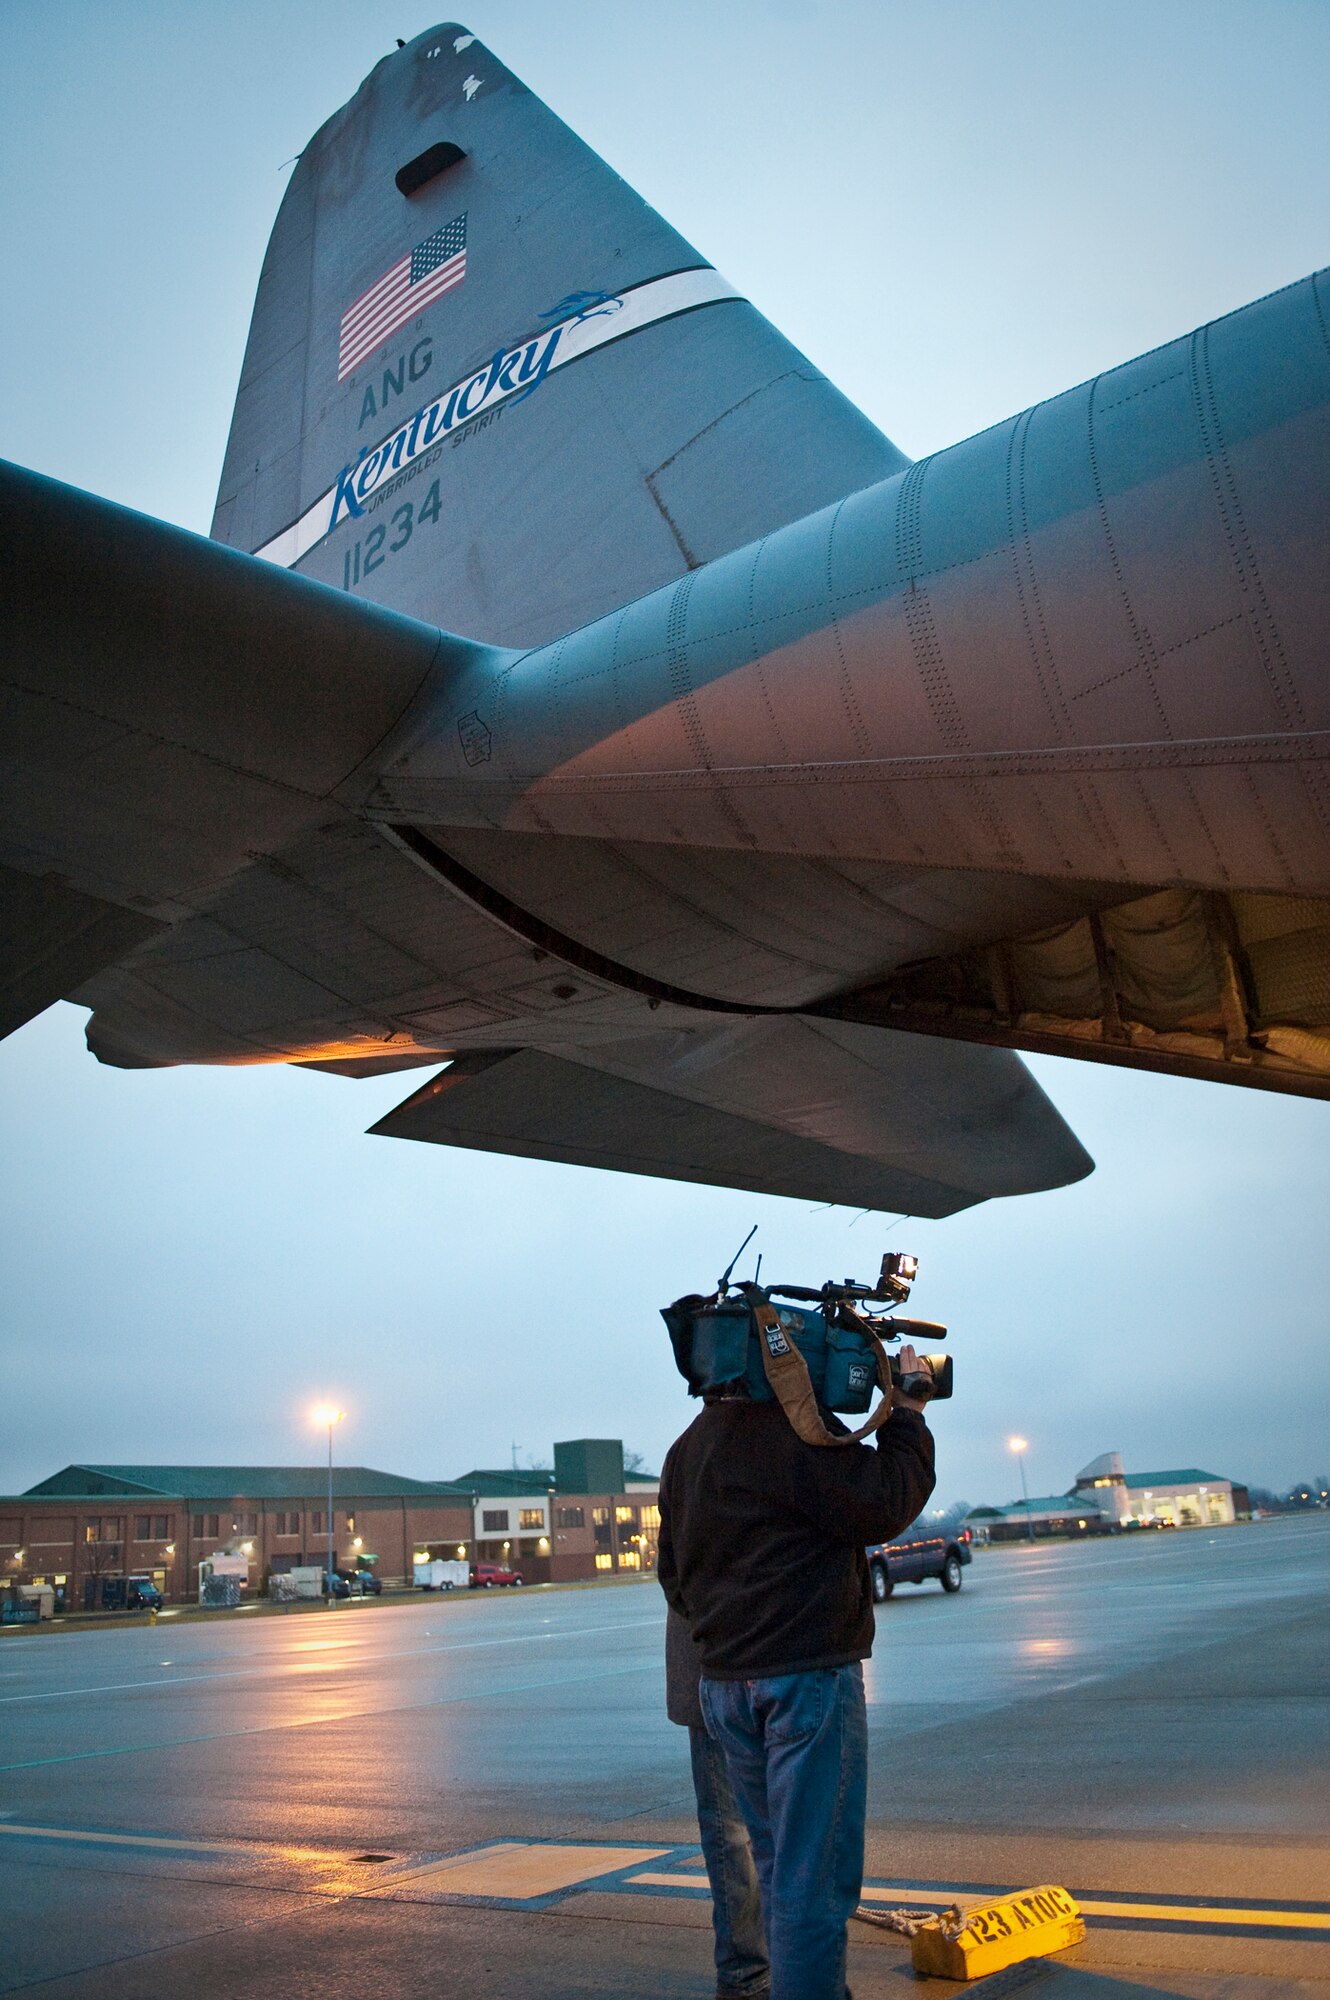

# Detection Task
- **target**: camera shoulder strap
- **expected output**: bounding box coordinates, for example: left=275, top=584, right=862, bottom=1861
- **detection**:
left=741, top=1284, right=895, bottom=1448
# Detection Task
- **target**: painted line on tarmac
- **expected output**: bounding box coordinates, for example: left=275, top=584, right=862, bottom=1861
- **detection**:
left=0, top=1616, right=663, bottom=1706
left=0, top=1826, right=693, bottom=1913
left=377, top=1841, right=675, bottom=1901
left=0, top=1660, right=657, bottom=1771
left=625, top=1865, right=1330, bottom=1937
left=7, top=1825, right=1326, bottom=1941
left=0, top=1823, right=254, bottom=1856
left=1074, top=1897, right=1330, bottom=1931
left=0, top=1822, right=333, bottom=1866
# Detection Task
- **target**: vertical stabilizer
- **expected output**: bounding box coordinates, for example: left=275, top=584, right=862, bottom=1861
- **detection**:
left=211, top=23, right=907, bottom=645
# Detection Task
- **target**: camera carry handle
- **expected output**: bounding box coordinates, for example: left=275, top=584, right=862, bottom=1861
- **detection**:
left=740, top=1283, right=896, bottom=1448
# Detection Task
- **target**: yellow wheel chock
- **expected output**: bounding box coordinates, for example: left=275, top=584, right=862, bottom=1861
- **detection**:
left=910, top=1885, right=1085, bottom=1979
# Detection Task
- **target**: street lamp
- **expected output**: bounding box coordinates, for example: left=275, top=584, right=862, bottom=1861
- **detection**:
left=311, top=1405, right=345, bottom=1601
left=1008, top=1436, right=1033, bottom=1540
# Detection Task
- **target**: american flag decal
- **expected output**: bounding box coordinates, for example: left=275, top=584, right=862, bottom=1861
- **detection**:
left=338, top=214, right=467, bottom=380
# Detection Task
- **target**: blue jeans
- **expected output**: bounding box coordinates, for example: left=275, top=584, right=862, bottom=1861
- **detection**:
left=701, top=1665, right=867, bottom=2000
left=690, top=1724, right=770, bottom=1996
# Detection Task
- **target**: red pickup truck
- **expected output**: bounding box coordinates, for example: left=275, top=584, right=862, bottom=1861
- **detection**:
left=471, top=1562, right=524, bottom=1588
left=867, top=1526, right=972, bottom=1600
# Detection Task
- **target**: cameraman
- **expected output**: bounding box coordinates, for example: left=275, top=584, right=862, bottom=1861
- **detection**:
left=657, top=1344, right=935, bottom=2000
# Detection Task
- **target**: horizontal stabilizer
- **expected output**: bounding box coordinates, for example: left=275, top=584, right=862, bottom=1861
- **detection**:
left=0, top=459, right=506, bottom=1041
left=370, top=1018, right=1092, bottom=1217
left=0, top=864, right=166, bottom=1040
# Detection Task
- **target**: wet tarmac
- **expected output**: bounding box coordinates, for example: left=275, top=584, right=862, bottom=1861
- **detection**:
left=1, top=1513, right=1326, bottom=1996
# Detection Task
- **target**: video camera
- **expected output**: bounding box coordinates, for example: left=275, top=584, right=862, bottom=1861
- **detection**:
left=662, top=1234, right=952, bottom=1439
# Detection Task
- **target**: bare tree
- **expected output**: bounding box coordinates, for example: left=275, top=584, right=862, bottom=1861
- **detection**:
left=78, top=1525, right=124, bottom=1603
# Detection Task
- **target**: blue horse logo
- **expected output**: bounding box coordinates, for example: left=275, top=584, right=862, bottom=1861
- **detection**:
left=540, top=289, right=624, bottom=326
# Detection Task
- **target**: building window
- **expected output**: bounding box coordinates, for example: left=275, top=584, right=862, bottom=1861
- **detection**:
left=275, top=1512, right=298, bottom=1536
left=592, top=1507, right=612, bottom=1549
left=154, top=1515, right=170, bottom=1539
left=518, top=1508, right=543, bottom=1529
left=615, top=1505, right=637, bottom=1526
left=594, top=1552, right=613, bottom=1571
left=617, top=1549, right=641, bottom=1570
left=85, top=1518, right=121, bottom=1543
left=233, top=1512, right=257, bottom=1536
left=345, top=1513, right=355, bottom=1533
left=135, top=1516, right=152, bottom=1540
left=193, top=1513, right=220, bottom=1538
left=640, top=1504, right=660, bottom=1533
left=192, top=1515, right=203, bottom=1535
left=482, top=1509, right=509, bottom=1532
left=311, top=1511, right=324, bottom=1534
left=556, top=1507, right=584, bottom=1529
left=84, top=1521, right=98, bottom=1544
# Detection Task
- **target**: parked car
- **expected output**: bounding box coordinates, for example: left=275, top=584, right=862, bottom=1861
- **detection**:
left=867, top=1526, right=973, bottom=1600
left=86, top=1575, right=164, bottom=1612
left=328, top=1569, right=381, bottom=1597
left=471, top=1562, right=523, bottom=1588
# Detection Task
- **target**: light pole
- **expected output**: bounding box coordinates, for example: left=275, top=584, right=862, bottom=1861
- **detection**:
left=1008, top=1436, right=1033, bottom=1540
left=312, top=1406, right=345, bottom=1601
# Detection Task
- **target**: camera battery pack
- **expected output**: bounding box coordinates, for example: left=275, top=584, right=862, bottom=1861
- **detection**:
left=661, top=1296, right=879, bottom=1413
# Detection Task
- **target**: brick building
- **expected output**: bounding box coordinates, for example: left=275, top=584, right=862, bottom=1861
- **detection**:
left=1, top=1465, right=474, bottom=1604
left=451, top=1440, right=660, bottom=1584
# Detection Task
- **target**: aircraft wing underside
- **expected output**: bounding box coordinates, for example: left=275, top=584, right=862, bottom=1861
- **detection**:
left=367, top=1021, right=1092, bottom=1218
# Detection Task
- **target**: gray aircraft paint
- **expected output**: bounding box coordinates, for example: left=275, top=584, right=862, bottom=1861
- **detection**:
left=2, top=20, right=1327, bottom=1216
left=361, top=270, right=1329, bottom=1019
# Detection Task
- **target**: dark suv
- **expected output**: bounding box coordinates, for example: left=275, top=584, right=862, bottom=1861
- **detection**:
left=867, top=1526, right=972, bottom=1600
left=330, top=1569, right=382, bottom=1597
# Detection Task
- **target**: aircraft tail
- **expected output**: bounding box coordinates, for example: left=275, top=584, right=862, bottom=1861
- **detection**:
left=210, top=22, right=907, bottom=646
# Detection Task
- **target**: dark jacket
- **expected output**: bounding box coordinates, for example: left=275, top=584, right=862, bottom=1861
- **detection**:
left=665, top=1603, right=706, bottom=1728
left=657, top=1398, right=935, bottom=1680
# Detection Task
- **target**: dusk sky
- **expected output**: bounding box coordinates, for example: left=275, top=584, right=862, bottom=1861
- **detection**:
left=3, top=2, right=1327, bottom=1511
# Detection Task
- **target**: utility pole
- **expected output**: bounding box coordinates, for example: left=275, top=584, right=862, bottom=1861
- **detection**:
left=312, top=1406, right=345, bottom=1601
left=1009, top=1436, right=1034, bottom=1541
